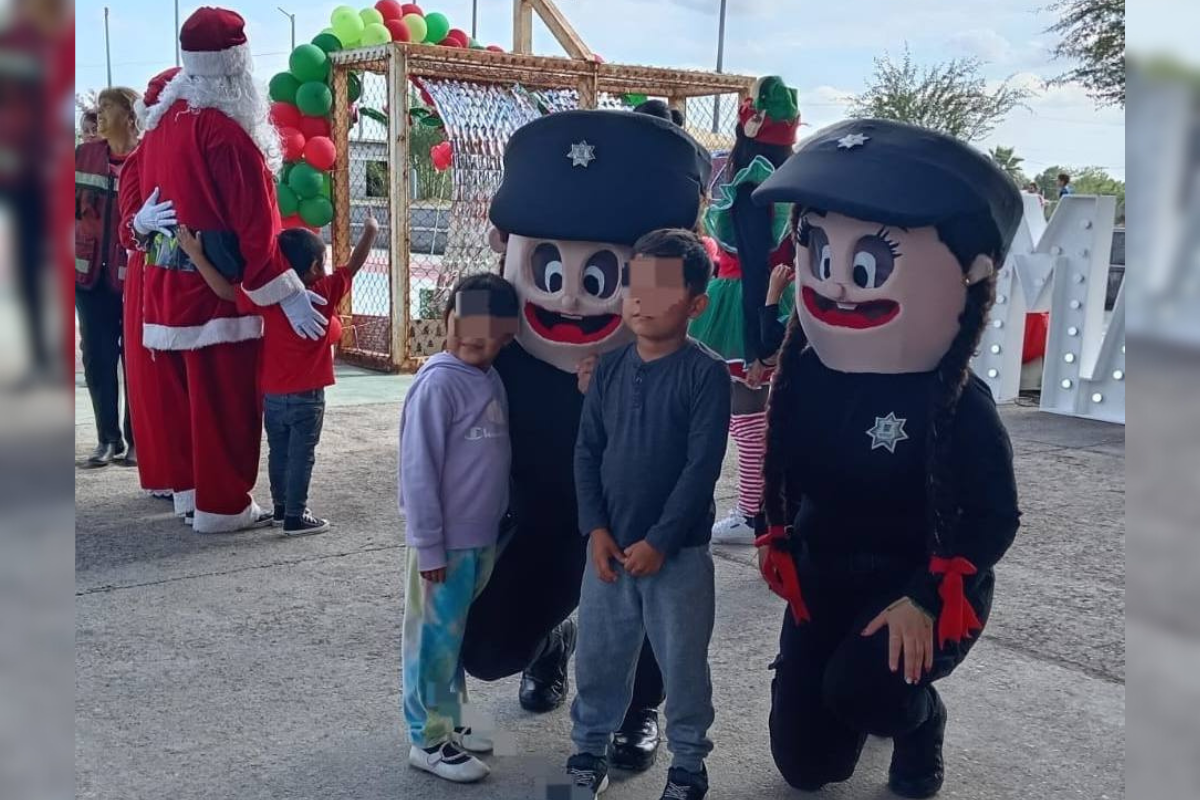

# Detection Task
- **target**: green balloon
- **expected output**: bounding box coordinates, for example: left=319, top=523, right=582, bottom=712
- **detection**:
left=332, top=9, right=365, bottom=47
left=299, top=196, right=334, bottom=228
left=280, top=162, right=295, bottom=185
left=360, top=7, right=384, bottom=26
left=289, top=44, right=329, bottom=83
left=321, top=172, right=332, bottom=199
left=288, top=162, right=324, bottom=199
left=402, top=14, right=427, bottom=44
left=361, top=21, right=391, bottom=46
left=295, top=81, right=333, bottom=117
left=348, top=72, right=362, bottom=103
left=311, top=32, right=343, bottom=54
left=277, top=182, right=300, bottom=216
left=469, top=38, right=483, bottom=50
left=423, top=11, right=449, bottom=44
left=268, top=72, right=301, bottom=103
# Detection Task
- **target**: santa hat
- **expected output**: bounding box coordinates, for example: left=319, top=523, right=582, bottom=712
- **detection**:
left=738, top=76, right=800, bottom=147
left=135, top=66, right=182, bottom=126
left=179, top=7, right=252, bottom=77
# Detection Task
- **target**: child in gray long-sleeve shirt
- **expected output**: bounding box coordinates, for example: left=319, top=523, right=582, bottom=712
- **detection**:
left=567, top=229, right=731, bottom=800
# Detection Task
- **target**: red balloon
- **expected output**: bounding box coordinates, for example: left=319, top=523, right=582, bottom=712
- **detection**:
left=375, top=0, right=403, bottom=20
left=485, top=44, right=504, bottom=52
left=298, top=115, right=331, bottom=139
left=281, top=214, right=304, bottom=229
left=271, top=102, right=303, bottom=130
left=445, top=28, right=469, bottom=46
left=592, top=53, right=606, bottom=64
left=430, top=140, right=452, bottom=171
left=440, top=36, right=464, bottom=48
left=385, top=18, right=411, bottom=42
left=399, top=3, right=423, bottom=15
left=303, top=136, right=338, bottom=171
left=279, top=127, right=306, bottom=161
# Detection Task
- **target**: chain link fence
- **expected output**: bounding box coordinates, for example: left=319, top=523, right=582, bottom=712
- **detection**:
left=330, top=46, right=751, bottom=371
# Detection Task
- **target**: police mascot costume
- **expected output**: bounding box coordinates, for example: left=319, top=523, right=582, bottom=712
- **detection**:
left=460, top=106, right=711, bottom=773
left=753, top=119, right=1023, bottom=798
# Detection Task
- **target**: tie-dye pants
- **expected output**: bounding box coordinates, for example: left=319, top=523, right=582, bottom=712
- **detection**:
left=402, top=545, right=496, bottom=748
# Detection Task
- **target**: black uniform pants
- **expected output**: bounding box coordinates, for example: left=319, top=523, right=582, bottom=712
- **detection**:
left=768, top=554, right=972, bottom=789
left=462, top=517, right=665, bottom=712
left=75, top=283, right=132, bottom=449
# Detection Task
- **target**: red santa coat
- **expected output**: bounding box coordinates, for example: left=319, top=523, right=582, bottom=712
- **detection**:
left=137, top=102, right=300, bottom=349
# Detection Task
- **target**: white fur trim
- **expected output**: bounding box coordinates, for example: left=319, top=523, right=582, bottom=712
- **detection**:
left=242, top=270, right=305, bottom=307
left=146, top=488, right=173, bottom=498
left=143, top=316, right=263, bottom=350
left=174, top=489, right=196, bottom=516
left=181, top=43, right=252, bottom=78
left=193, top=499, right=265, bottom=533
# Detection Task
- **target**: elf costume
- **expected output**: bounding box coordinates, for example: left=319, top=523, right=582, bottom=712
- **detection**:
left=688, top=76, right=799, bottom=542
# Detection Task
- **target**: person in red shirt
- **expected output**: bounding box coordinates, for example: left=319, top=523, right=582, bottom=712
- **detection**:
left=176, top=217, right=378, bottom=535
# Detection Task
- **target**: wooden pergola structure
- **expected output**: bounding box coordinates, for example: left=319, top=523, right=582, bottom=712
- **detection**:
left=327, top=0, right=754, bottom=371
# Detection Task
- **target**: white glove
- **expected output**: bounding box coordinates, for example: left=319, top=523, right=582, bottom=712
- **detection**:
left=133, top=187, right=177, bottom=236
left=280, top=290, right=329, bottom=341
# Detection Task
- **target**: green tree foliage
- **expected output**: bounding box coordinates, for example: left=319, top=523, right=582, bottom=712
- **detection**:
left=1035, top=165, right=1125, bottom=222
left=1046, top=0, right=1125, bottom=107
left=989, top=145, right=1028, bottom=186
left=850, top=45, right=1035, bottom=142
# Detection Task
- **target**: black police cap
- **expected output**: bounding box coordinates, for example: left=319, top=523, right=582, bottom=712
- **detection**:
left=490, top=109, right=712, bottom=247
left=753, top=119, right=1023, bottom=255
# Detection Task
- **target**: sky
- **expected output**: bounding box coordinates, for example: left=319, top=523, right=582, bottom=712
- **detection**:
left=75, top=0, right=1126, bottom=179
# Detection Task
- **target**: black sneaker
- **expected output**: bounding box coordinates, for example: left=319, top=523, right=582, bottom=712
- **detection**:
left=888, top=689, right=947, bottom=798
left=519, top=618, right=577, bottom=713
left=660, top=765, right=708, bottom=800
left=565, top=753, right=609, bottom=798
left=272, top=504, right=286, bottom=525
left=282, top=509, right=330, bottom=537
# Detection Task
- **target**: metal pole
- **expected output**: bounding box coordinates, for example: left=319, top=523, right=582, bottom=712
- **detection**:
left=471, top=0, right=478, bottom=39
left=278, top=7, right=295, bottom=50
left=104, top=7, right=112, bottom=87
left=711, top=0, right=727, bottom=134
left=174, top=0, right=180, bottom=67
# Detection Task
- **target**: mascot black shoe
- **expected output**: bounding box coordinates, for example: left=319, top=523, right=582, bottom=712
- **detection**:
left=519, top=618, right=577, bottom=713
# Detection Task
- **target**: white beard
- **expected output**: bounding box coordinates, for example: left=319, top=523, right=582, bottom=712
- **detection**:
left=140, top=70, right=282, bottom=174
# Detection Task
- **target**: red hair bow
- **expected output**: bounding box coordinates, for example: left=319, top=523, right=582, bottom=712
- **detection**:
left=930, top=556, right=983, bottom=648
left=755, top=526, right=810, bottom=624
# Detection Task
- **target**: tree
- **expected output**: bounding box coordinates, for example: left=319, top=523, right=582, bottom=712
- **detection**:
left=1046, top=0, right=1125, bottom=107
left=849, top=46, right=1035, bottom=142
left=989, top=145, right=1028, bottom=186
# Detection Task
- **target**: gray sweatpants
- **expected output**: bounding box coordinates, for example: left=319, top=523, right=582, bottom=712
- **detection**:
left=570, top=544, right=716, bottom=773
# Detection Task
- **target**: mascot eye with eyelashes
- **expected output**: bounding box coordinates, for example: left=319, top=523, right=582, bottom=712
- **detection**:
left=583, top=250, right=619, bottom=299
left=851, top=230, right=901, bottom=289
left=804, top=223, right=833, bottom=281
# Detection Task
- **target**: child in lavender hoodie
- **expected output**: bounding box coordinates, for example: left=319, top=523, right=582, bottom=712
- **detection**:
left=399, top=273, right=519, bottom=784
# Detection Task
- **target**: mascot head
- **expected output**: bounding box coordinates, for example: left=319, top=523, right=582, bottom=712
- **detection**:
left=754, top=119, right=1023, bottom=375
left=488, top=109, right=711, bottom=373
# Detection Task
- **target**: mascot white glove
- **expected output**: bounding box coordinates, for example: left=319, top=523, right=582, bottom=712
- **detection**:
left=280, top=290, right=329, bottom=341
left=133, top=187, right=177, bottom=236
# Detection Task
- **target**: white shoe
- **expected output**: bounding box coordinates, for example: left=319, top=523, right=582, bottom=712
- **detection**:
left=711, top=510, right=756, bottom=545
left=408, top=742, right=490, bottom=783
left=452, top=726, right=494, bottom=754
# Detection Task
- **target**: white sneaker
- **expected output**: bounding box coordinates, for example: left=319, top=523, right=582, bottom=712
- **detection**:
left=451, top=726, right=494, bottom=754
left=711, top=510, right=756, bottom=545
left=408, top=742, right=490, bottom=783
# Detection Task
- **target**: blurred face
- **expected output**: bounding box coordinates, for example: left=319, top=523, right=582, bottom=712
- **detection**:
left=795, top=210, right=982, bottom=374
left=81, top=117, right=98, bottom=141
left=446, top=312, right=516, bottom=369
left=498, top=231, right=635, bottom=373
left=621, top=256, right=707, bottom=341
left=96, top=97, right=133, bottom=141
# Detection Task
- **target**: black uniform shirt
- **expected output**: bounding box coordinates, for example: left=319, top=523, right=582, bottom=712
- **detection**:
left=781, top=349, right=1020, bottom=613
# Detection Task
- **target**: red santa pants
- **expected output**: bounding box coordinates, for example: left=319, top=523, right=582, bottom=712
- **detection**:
left=157, top=339, right=264, bottom=531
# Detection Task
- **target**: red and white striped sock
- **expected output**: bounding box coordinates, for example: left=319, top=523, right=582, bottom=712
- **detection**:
left=729, top=412, right=767, bottom=519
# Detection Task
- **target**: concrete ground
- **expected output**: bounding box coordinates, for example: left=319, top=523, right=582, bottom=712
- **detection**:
left=75, top=365, right=1125, bottom=800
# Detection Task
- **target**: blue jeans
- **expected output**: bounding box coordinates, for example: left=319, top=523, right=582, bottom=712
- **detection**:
left=263, top=389, right=325, bottom=517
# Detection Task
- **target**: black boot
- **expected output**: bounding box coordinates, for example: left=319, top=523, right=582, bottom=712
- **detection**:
left=888, top=689, right=947, bottom=799
left=610, top=707, right=660, bottom=772
left=519, top=619, right=577, bottom=713
left=84, top=443, right=121, bottom=468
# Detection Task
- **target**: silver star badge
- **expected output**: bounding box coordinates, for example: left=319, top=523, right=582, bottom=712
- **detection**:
left=866, top=412, right=909, bottom=453
left=568, top=141, right=596, bottom=167
left=837, top=133, right=870, bottom=150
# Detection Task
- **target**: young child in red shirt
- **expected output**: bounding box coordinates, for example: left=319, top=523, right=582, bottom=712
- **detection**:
left=177, top=218, right=377, bottom=535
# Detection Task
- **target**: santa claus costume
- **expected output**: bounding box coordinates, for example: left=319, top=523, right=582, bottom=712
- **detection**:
left=117, top=67, right=181, bottom=497
left=130, top=7, right=328, bottom=532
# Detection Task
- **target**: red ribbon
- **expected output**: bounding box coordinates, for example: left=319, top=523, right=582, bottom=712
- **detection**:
left=755, top=526, right=810, bottom=624
left=930, top=556, right=982, bottom=648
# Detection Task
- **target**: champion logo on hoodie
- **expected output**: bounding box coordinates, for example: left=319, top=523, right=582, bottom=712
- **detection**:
left=466, top=399, right=508, bottom=441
